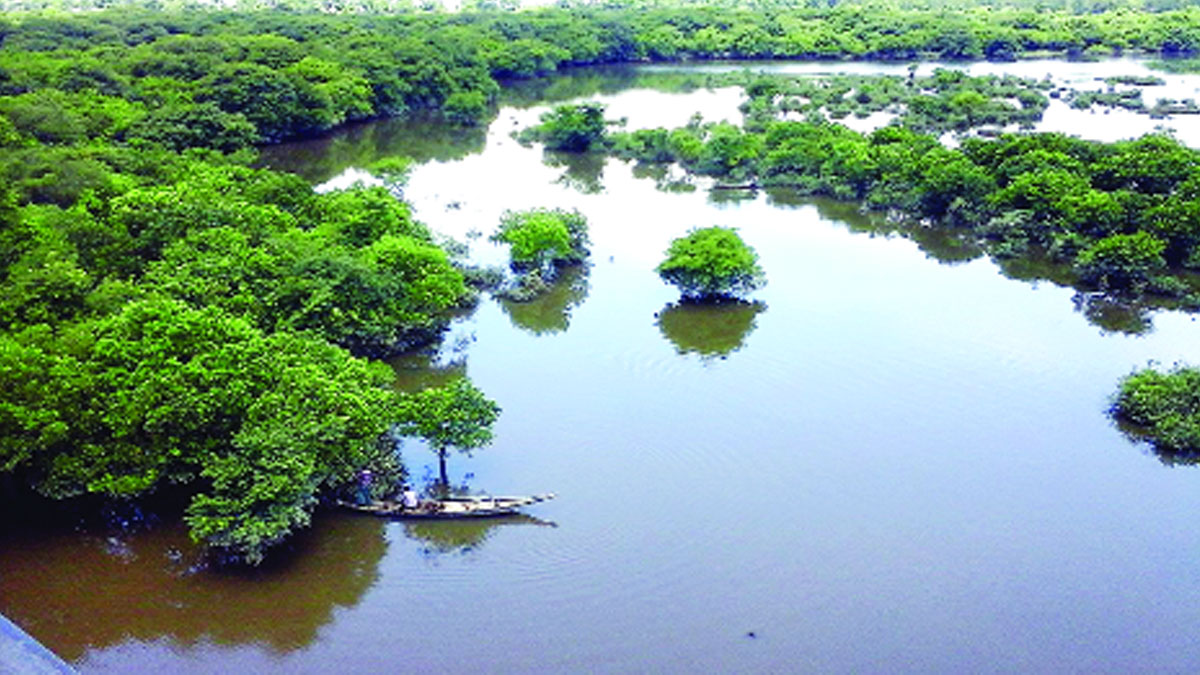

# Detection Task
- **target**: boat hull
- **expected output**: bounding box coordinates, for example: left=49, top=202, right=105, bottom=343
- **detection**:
left=339, top=494, right=555, bottom=519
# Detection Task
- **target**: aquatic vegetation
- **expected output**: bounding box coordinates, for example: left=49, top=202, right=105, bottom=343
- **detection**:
left=657, top=226, right=766, bottom=301
left=1112, top=366, right=1200, bottom=460
left=602, top=111, right=1200, bottom=308
left=490, top=208, right=591, bottom=303
left=5, top=1, right=1200, bottom=562
left=394, top=377, right=501, bottom=487
left=492, top=208, right=591, bottom=273
left=518, top=102, right=610, bottom=152
left=737, top=70, right=1051, bottom=136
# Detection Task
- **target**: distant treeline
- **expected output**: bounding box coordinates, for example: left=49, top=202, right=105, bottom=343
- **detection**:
left=2, top=5, right=1200, bottom=145
left=1, top=0, right=1197, bottom=16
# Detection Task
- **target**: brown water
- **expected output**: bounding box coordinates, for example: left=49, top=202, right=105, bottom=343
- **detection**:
left=7, top=60, right=1200, bottom=672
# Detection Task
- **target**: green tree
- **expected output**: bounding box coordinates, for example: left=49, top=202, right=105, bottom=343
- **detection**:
left=525, top=102, right=607, bottom=152
left=696, top=122, right=763, bottom=178
left=443, top=90, right=489, bottom=125
left=0, top=299, right=405, bottom=564
left=491, top=207, right=590, bottom=274
left=656, top=226, right=766, bottom=301
left=1074, top=231, right=1167, bottom=292
left=395, top=377, right=501, bottom=486
left=1112, top=366, right=1200, bottom=461
left=125, top=102, right=258, bottom=153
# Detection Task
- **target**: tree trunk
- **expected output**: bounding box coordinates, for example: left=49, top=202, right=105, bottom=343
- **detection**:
left=438, top=449, right=449, bottom=486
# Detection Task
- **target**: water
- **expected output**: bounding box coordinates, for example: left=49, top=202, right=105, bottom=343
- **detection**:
left=7, top=59, right=1200, bottom=672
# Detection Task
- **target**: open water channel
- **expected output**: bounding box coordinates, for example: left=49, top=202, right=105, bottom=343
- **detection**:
left=5, top=59, right=1200, bottom=672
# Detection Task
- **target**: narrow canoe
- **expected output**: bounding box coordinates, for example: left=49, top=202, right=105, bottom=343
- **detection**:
left=339, top=493, right=555, bottom=519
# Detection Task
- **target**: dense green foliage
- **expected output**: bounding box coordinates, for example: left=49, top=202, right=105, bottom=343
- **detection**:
left=1074, top=232, right=1167, bottom=292
left=0, top=25, right=479, bottom=560
left=0, top=299, right=408, bottom=564
left=0, top=142, right=482, bottom=560
left=6, top=1, right=1200, bottom=559
left=489, top=208, right=591, bottom=302
left=604, top=110, right=1200, bottom=305
left=1112, top=366, right=1200, bottom=461
left=519, top=103, right=609, bottom=151
left=2, top=4, right=1200, bottom=143
left=492, top=208, right=590, bottom=272
left=657, top=226, right=766, bottom=300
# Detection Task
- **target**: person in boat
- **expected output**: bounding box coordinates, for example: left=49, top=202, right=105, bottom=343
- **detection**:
left=402, top=486, right=420, bottom=510
left=356, top=469, right=373, bottom=505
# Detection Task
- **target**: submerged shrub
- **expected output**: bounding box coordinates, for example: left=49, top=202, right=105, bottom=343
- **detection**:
left=656, top=226, right=766, bottom=301
left=491, top=208, right=590, bottom=273
left=1074, top=232, right=1167, bottom=292
left=520, top=103, right=608, bottom=151
left=1112, top=366, right=1200, bottom=460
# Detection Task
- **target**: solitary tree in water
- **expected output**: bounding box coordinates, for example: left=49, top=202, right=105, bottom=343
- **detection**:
left=524, top=102, right=608, bottom=152
left=396, top=378, right=501, bottom=486
left=492, top=207, right=591, bottom=275
left=656, top=226, right=766, bottom=301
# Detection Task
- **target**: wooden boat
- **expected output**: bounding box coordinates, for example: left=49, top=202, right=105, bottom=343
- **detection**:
left=339, top=493, right=555, bottom=519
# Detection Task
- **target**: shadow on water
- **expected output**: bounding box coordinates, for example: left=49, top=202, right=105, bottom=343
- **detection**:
left=763, top=185, right=1167, bottom=335
left=498, top=66, right=717, bottom=109
left=632, top=161, right=695, bottom=193
left=770, top=188, right=987, bottom=265
left=708, top=187, right=758, bottom=207
left=257, top=113, right=488, bottom=184
left=545, top=150, right=606, bottom=195
left=0, top=511, right=387, bottom=662
left=656, top=299, right=767, bottom=360
left=1071, top=292, right=1154, bottom=336
left=402, top=514, right=556, bottom=557
left=388, top=347, right=469, bottom=394
left=908, top=226, right=986, bottom=265
left=499, top=265, right=591, bottom=336
left=1112, top=416, right=1200, bottom=467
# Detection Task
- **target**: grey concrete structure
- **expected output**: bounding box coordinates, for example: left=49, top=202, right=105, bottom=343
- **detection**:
left=0, top=613, right=75, bottom=674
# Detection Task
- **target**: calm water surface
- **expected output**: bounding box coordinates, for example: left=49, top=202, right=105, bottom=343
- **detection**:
left=6, top=60, right=1200, bottom=672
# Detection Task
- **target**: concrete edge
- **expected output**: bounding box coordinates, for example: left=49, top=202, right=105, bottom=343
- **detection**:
left=0, top=613, right=76, bottom=674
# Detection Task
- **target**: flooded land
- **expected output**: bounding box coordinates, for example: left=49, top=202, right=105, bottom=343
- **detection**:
left=6, top=58, right=1200, bottom=672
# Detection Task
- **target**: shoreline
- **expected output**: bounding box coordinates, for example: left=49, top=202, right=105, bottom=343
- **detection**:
left=0, top=613, right=75, bottom=674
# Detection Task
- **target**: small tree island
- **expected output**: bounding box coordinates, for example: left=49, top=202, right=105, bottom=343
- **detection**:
left=656, top=226, right=766, bottom=301
left=518, top=102, right=609, bottom=152
left=1111, top=365, right=1200, bottom=463
left=491, top=207, right=591, bottom=301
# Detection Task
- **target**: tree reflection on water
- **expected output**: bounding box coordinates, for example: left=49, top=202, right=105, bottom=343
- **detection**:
left=545, top=150, right=606, bottom=195
left=1071, top=292, right=1154, bottom=336
left=403, top=514, right=556, bottom=557
left=0, top=512, right=387, bottom=661
left=499, top=265, right=591, bottom=336
left=656, top=299, right=766, bottom=360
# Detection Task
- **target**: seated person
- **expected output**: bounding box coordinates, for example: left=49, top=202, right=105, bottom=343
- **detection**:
left=402, top=487, right=420, bottom=510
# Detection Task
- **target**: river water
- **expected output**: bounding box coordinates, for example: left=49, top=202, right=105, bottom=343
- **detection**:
left=6, top=59, right=1200, bottom=672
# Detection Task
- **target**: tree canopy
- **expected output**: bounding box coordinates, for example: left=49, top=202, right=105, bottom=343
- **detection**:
left=7, top=0, right=1200, bottom=562
left=1112, top=366, right=1200, bottom=463
left=656, top=226, right=767, bottom=301
left=0, top=299, right=407, bottom=564
left=491, top=207, right=590, bottom=273
left=395, top=377, right=501, bottom=486
left=520, top=103, right=609, bottom=152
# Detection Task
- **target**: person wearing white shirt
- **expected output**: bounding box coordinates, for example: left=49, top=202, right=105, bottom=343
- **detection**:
left=402, top=487, right=419, bottom=510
